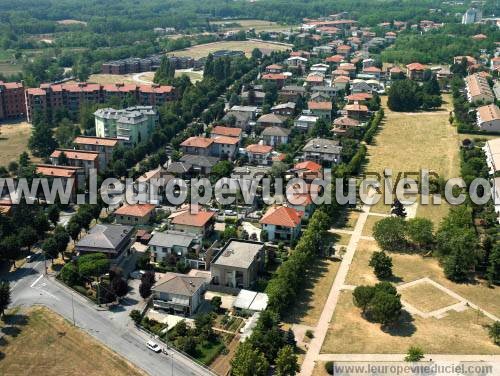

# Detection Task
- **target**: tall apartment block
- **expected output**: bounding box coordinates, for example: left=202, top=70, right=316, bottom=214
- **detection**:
left=25, top=82, right=176, bottom=122
left=0, top=81, right=26, bottom=121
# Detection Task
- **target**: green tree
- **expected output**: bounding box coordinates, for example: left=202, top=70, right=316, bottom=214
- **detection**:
left=154, top=56, right=175, bottom=84
left=42, top=236, right=59, bottom=262
left=130, top=309, right=142, bottom=325
left=47, top=205, right=60, bottom=226
left=387, top=80, right=421, bottom=112
left=275, top=345, right=300, bottom=376
left=369, top=251, right=393, bottom=279
left=29, top=121, right=57, bottom=158
left=251, top=48, right=263, bottom=60
left=54, top=226, right=70, bottom=256
left=18, top=226, right=38, bottom=251
left=0, top=235, right=21, bottom=268
left=489, top=321, right=500, bottom=346
left=211, top=296, right=222, bottom=312
left=353, top=285, right=375, bottom=313
left=231, top=342, right=269, bottom=376
left=405, top=346, right=425, bottom=361
left=486, top=245, right=500, bottom=285
left=372, top=217, right=407, bottom=251
left=406, top=218, right=434, bottom=249
left=370, top=290, right=402, bottom=326
left=391, top=199, right=407, bottom=218
left=0, top=280, right=11, bottom=318
left=60, top=263, right=79, bottom=286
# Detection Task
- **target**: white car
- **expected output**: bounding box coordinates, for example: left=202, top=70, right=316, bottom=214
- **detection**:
left=130, top=270, right=145, bottom=279
left=25, top=255, right=33, bottom=262
left=146, top=341, right=162, bottom=353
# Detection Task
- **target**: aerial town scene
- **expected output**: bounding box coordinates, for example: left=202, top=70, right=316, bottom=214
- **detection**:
left=0, top=0, right=499, bottom=375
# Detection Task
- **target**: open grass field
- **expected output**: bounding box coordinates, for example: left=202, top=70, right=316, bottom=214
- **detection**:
left=80, top=73, right=142, bottom=85
left=366, top=95, right=459, bottom=224
left=312, top=362, right=329, bottom=376
left=283, top=258, right=340, bottom=326
left=321, top=290, right=499, bottom=355
left=400, top=282, right=460, bottom=313
left=344, top=238, right=500, bottom=318
left=0, top=306, right=145, bottom=376
left=0, top=61, right=23, bottom=76
left=56, top=19, right=88, bottom=26
left=167, top=40, right=290, bottom=59
left=211, top=19, right=295, bottom=32
left=361, top=215, right=381, bottom=237
left=0, top=121, right=37, bottom=167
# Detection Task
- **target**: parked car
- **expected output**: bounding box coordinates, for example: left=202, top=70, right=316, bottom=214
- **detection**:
left=146, top=341, right=162, bottom=353
left=130, top=270, right=145, bottom=279
left=25, top=255, right=33, bottom=262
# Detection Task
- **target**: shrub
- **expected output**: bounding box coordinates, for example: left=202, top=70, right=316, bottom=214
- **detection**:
left=325, top=361, right=334, bottom=375
left=305, top=329, right=314, bottom=339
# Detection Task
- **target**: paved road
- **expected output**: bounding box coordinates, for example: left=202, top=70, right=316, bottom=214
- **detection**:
left=5, top=253, right=214, bottom=376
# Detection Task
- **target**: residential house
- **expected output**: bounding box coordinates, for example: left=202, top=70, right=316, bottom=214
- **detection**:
left=346, top=92, right=373, bottom=104
left=262, top=126, right=291, bottom=147
left=241, top=89, right=265, bottom=105
left=305, top=73, right=325, bottom=87
left=483, top=138, right=500, bottom=174
left=260, top=206, right=303, bottom=243
left=477, top=104, right=500, bottom=132
left=50, top=149, right=100, bottom=176
left=75, top=224, right=133, bottom=259
left=336, top=44, right=352, bottom=57
left=180, top=136, right=214, bottom=156
left=114, top=204, right=156, bottom=225
left=152, top=273, right=206, bottom=316
left=261, top=73, right=287, bottom=89
left=385, top=31, right=397, bottom=43
left=310, top=63, right=329, bottom=74
left=222, top=111, right=252, bottom=129
left=465, top=74, right=495, bottom=104
left=279, top=85, right=306, bottom=102
left=286, top=183, right=318, bottom=219
left=148, top=230, right=201, bottom=262
left=211, top=240, right=265, bottom=289
left=35, top=164, right=84, bottom=201
left=229, top=105, right=258, bottom=120
left=212, top=136, right=239, bottom=160
left=406, top=63, right=427, bottom=81
left=292, top=160, right=323, bottom=182
left=332, top=116, right=361, bottom=135
left=265, top=64, right=283, bottom=74
left=333, top=75, right=350, bottom=90
left=286, top=56, right=308, bottom=68
left=294, top=115, right=319, bottom=132
left=211, top=126, right=242, bottom=141
left=388, top=66, right=404, bottom=80
left=179, top=154, right=220, bottom=175
left=344, top=102, right=370, bottom=120
left=325, top=54, right=345, bottom=68
left=73, top=136, right=119, bottom=169
left=0, top=81, right=25, bottom=121
left=362, top=66, right=382, bottom=80
left=169, top=208, right=215, bottom=235
left=256, top=113, right=286, bottom=128
left=308, top=101, right=332, bottom=120
left=339, top=62, right=356, bottom=78
left=491, top=57, right=500, bottom=72
left=246, top=144, right=273, bottom=165
left=271, top=102, right=296, bottom=117
left=302, top=138, right=343, bottom=164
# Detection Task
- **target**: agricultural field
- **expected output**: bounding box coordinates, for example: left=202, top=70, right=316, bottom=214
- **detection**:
left=0, top=121, right=36, bottom=167
left=210, top=19, right=295, bottom=32
left=365, top=94, right=459, bottom=224
left=167, top=40, right=291, bottom=59
left=0, top=307, right=145, bottom=376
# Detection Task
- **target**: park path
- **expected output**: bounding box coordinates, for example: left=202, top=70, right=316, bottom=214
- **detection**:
left=299, top=199, right=374, bottom=375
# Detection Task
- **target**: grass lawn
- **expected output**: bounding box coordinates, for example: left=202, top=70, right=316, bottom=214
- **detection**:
left=0, top=121, right=39, bottom=166
left=400, top=282, right=459, bottom=313
left=0, top=306, right=145, bottom=375
left=365, top=95, right=460, bottom=225
left=81, top=73, right=142, bottom=85
left=344, top=239, right=379, bottom=286
left=312, top=361, right=330, bottom=376
left=283, top=258, right=340, bottom=326
left=321, top=290, right=500, bottom=354
left=361, top=215, right=381, bottom=237
left=175, top=70, right=203, bottom=83
left=0, top=61, right=23, bottom=76
left=331, top=232, right=351, bottom=246
left=210, top=19, right=295, bottom=32
left=167, top=40, right=290, bottom=59
left=195, top=339, right=225, bottom=365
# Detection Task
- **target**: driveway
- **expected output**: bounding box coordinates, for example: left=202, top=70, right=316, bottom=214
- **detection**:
left=241, top=221, right=261, bottom=239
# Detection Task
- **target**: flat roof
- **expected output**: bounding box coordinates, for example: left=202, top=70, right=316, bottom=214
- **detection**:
left=213, top=240, right=264, bottom=269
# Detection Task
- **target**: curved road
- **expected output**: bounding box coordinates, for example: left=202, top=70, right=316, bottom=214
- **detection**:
left=6, top=253, right=213, bottom=376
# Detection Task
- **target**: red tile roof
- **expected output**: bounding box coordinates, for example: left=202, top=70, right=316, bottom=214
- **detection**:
left=171, top=210, right=215, bottom=227
left=262, top=73, right=286, bottom=80
left=51, top=149, right=99, bottom=161
left=36, top=164, right=81, bottom=178
left=345, top=103, right=369, bottom=112
left=260, top=206, right=302, bottom=227
left=73, top=136, right=119, bottom=147
left=115, top=203, right=156, bottom=217
left=363, top=66, right=381, bottom=73
left=347, top=93, right=373, bottom=101
left=334, top=76, right=350, bottom=83
left=246, top=144, right=273, bottom=154
left=213, top=136, right=239, bottom=145
left=325, top=55, right=344, bottom=63
left=308, top=101, right=332, bottom=111
left=294, top=161, right=322, bottom=172
left=180, top=136, right=213, bottom=149
left=406, top=62, right=426, bottom=71
left=211, top=126, right=242, bottom=138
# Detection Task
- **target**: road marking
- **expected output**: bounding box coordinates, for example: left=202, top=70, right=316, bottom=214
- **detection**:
left=30, top=274, right=43, bottom=288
